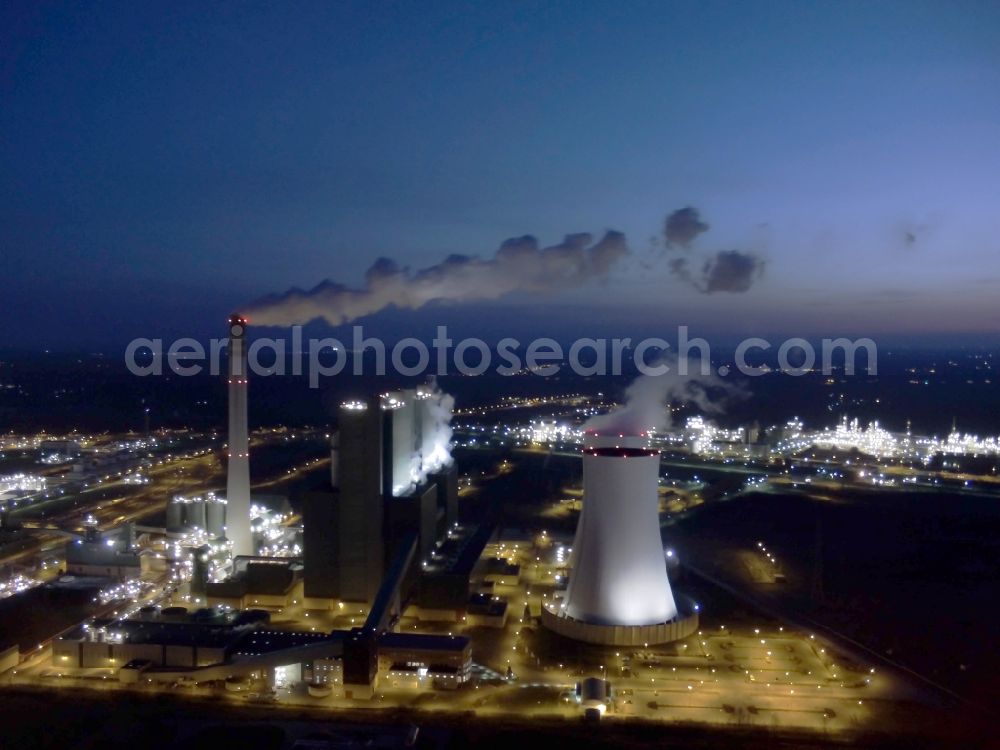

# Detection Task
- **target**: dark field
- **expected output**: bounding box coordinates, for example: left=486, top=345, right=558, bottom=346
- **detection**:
left=669, top=489, right=1000, bottom=703
left=0, top=686, right=984, bottom=750
left=456, top=447, right=1000, bottom=709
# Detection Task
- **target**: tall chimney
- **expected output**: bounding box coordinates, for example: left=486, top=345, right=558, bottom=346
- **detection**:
left=226, top=314, right=253, bottom=557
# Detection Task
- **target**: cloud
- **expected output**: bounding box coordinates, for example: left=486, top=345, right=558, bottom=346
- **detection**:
left=701, top=250, right=765, bottom=293
left=244, top=231, right=628, bottom=326
left=661, top=206, right=764, bottom=294
left=664, top=207, right=710, bottom=248
left=669, top=249, right=764, bottom=294
left=244, top=204, right=768, bottom=327
left=668, top=256, right=692, bottom=282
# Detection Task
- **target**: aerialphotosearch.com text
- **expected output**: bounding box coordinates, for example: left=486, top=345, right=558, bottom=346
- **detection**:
left=124, top=325, right=878, bottom=387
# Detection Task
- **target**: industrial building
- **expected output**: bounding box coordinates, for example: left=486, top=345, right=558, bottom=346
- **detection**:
left=42, top=334, right=483, bottom=698
left=204, top=556, right=302, bottom=609
left=302, top=388, right=461, bottom=608
left=53, top=591, right=471, bottom=695
left=64, top=517, right=143, bottom=580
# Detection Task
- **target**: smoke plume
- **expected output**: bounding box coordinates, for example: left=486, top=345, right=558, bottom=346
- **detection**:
left=663, top=206, right=765, bottom=294
left=584, top=356, right=742, bottom=435
left=419, top=382, right=455, bottom=477
left=668, top=250, right=764, bottom=294
left=664, top=207, right=710, bottom=248
left=244, top=231, right=628, bottom=326
left=701, top=250, right=764, bottom=293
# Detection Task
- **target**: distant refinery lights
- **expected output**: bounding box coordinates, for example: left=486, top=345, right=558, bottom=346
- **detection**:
left=779, top=416, right=1000, bottom=461
left=471, top=408, right=1000, bottom=466
left=0, top=473, right=46, bottom=500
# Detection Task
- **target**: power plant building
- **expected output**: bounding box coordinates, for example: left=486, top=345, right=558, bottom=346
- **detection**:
left=302, top=388, right=462, bottom=608
left=339, top=398, right=388, bottom=602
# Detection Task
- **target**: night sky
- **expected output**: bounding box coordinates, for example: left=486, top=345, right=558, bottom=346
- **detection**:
left=2, top=1, right=999, bottom=348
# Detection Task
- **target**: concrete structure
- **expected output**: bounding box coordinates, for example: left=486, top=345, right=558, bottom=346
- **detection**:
left=336, top=398, right=385, bottom=603
left=205, top=557, right=301, bottom=609
left=541, top=599, right=699, bottom=646
left=409, top=523, right=500, bottom=622
left=65, top=521, right=141, bottom=580
left=545, top=432, right=694, bottom=646
left=53, top=608, right=270, bottom=669
left=301, top=488, right=340, bottom=601
left=226, top=314, right=253, bottom=557
left=429, top=462, right=459, bottom=531
left=54, top=600, right=471, bottom=695
left=565, top=436, right=677, bottom=625
left=378, top=632, right=470, bottom=690
left=384, top=390, right=418, bottom=496
left=384, top=481, right=438, bottom=562
left=302, top=388, right=458, bottom=607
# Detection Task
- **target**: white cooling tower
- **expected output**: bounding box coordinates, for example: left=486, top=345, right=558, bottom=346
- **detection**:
left=562, top=439, right=678, bottom=626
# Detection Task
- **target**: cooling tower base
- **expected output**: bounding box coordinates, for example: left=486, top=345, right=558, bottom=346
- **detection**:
left=541, top=596, right=699, bottom=646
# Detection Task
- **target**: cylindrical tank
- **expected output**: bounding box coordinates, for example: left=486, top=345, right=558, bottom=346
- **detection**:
left=205, top=499, right=226, bottom=538
left=183, top=499, right=206, bottom=531
left=166, top=500, right=183, bottom=531
left=562, top=443, right=677, bottom=626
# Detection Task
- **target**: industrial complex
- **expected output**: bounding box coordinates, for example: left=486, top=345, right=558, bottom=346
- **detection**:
left=0, top=317, right=983, bottom=741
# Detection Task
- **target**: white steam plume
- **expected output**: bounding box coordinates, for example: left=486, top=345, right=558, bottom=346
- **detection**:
left=419, top=382, right=455, bottom=476
left=584, top=357, right=742, bottom=436
left=244, top=231, right=628, bottom=326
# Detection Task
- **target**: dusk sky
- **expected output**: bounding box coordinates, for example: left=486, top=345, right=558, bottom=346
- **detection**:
left=3, top=1, right=999, bottom=348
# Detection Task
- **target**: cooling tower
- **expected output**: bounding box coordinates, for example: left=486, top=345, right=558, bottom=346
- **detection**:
left=226, top=314, right=253, bottom=556
left=543, top=431, right=698, bottom=645
left=562, top=441, right=678, bottom=626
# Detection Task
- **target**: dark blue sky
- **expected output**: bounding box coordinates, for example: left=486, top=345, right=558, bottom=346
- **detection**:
left=2, top=1, right=999, bottom=348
